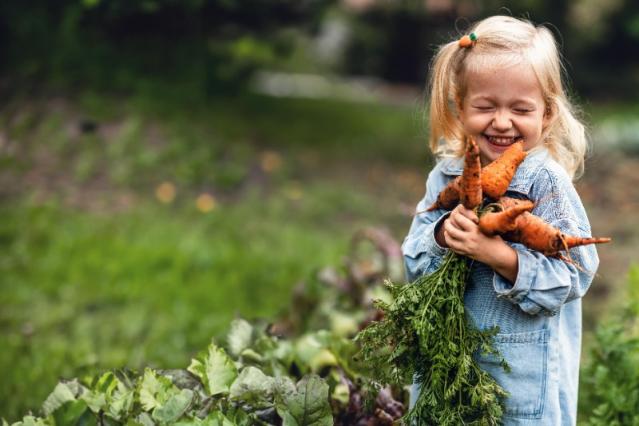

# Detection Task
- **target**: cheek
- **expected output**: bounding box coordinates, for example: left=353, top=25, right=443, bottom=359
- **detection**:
left=520, top=128, right=544, bottom=150
left=521, top=117, right=545, bottom=138
left=462, top=115, right=486, bottom=132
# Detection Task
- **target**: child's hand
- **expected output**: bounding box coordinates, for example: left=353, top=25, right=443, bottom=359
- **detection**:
left=440, top=205, right=501, bottom=261
left=441, top=205, right=488, bottom=260
left=439, top=204, right=519, bottom=282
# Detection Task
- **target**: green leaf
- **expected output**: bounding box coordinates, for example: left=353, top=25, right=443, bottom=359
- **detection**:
left=294, top=334, right=337, bottom=374
left=81, top=390, right=107, bottom=413
left=174, top=410, right=235, bottom=426
left=279, top=410, right=298, bottom=426
left=329, top=311, right=359, bottom=336
left=269, top=340, right=294, bottom=372
left=158, top=369, right=204, bottom=392
left=51, top=400, right=91, bottom=425
left=94, top=372, right=119, bottom=396
left=331, top=383, right=349, bottom=405
left=107, top=382, right=135, bottom=420
left=139, top=369, right=177, bottom=411
left=229, top=366, right=274, bottom=403
left=152, top=388, right=194, bottom=424
left=238, top=348, right=263, bottom=363
left=274, top=375, right=332, bottom=426
left=133, top=413, right=155, bottom=426
left=186, top=358, right=207, bottom=388
left=188, top=343, right=238, bottom=396
left=227, top=319, right=254, bottom=357
left=9, top=416, right=48, bottom=426
left=42, top=381, right=82, bottom=416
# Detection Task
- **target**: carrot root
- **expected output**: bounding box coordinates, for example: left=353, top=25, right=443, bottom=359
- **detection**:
left=426, top=177, right=461, bottom=211
left=427, top=140, right=527, bottom=211
left=460, top=137, right=482, bottom=210
left=481, top=141, right=527, bottom=200
left=478, top=201, right=534, bottom=236
left=561, top=236, right=612, bottom=250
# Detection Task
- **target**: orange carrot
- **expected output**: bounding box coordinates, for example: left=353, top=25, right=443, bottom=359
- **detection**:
left=502, top=212, right=610, bottom=256
left=427, top=141, right=527, bottom=211
left=460, top=137, right=482, bottom=209
left=497, top=196, right=534, bottom=210
left=481, top=196, right=612, bottom=256
left=426, top=176, right=461, bottom=212
left=561, top=235, right=612, bottom=250
left=481, top=141, right=527, bottom=199
left=478, top=200, right=534, bottom=236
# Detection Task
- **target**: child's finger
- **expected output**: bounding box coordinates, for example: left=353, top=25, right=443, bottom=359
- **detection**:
left=444, top=220, right=467, bottom=242
left=449, top=207, right=477, bottom=231
left=444, top=230, right=467, bottom=255
left=449, top=205, right=466, bottom=225
left=456, top=205, right=479, bottom=223
left=443, top=229, right=458, bottom=247
left=450, top=212, right=477, bottom=232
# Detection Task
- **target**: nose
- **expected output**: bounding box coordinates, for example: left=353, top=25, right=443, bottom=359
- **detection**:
left=491, top=109, right=513, bottom=131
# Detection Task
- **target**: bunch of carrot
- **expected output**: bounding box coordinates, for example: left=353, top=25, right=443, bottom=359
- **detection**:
left=428, top=137, right=527, bottom=211
left=431, top=138, right=611, bottom=257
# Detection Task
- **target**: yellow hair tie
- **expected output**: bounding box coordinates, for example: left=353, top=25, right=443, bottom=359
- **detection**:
left=459, top=32, right=477, bottom=48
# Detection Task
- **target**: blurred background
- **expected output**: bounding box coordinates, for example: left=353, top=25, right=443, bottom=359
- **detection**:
left=1, top=0, right=638, bottom=421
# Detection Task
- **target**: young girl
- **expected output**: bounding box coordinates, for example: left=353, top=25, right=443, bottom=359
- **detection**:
left=403, top=16, right=599, bottom=424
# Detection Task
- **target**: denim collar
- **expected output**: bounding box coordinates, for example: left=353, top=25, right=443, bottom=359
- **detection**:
left=439, top=147, right=549, bottom=196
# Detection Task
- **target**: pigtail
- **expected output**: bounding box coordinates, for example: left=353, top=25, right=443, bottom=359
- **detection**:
left=531, top=26, right=588, bottom=179
left=545, top=96, right=587, bottom=179
left=428, top=41, right=465, bottom=156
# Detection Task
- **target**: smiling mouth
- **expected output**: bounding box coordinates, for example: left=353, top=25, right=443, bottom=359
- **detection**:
left=483, top=134, right=524, bottom=146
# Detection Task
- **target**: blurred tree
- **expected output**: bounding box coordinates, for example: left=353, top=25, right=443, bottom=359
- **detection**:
left=342, top=5, right=433, bottom=83
left=567, top=0, right=639, bottom=98
left=0, top=0, right=335, bottom=95
left=339, top=0, right=639, bottom=100
left=1, top=0, right=638, bottom=100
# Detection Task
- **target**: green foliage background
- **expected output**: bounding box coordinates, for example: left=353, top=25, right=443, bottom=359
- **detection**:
left=2, top=0, right=639, bottom=98
left=579, top=267, right=639, bottom=425
left=0, top=93, right=421, bottom=420
left=1, top=0, right=638, bottom=423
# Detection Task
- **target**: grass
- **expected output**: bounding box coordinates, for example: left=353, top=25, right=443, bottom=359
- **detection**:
left=0, top=91, right=428, bottom=420
left=1, top=91, right=429, bottom=195
left=0, top=181, right=394, bottom=420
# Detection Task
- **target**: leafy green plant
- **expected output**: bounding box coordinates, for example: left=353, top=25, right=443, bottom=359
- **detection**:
left=579, top=266, right=639, bottom=425
left=2, top=226, right=410, bottom=425
left=356, top=252, right=507, bottom=425
left=3, top=320, right=338, bottom=426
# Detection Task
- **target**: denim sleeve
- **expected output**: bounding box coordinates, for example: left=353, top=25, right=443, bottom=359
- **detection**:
left=492, top=169, right=600, bottom=316
left=401, top=166, right=451, bottom=282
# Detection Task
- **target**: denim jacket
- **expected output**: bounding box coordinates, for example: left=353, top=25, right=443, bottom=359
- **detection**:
left=403, top=147, right=599, bottom=425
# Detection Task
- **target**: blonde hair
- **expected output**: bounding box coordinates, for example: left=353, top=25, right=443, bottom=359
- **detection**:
left=428, top=15, right=587, bottom=179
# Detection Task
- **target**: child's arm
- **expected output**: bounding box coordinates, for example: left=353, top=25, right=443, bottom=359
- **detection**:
left=489, top=168, right=599, bottom=316
left=402, top=162, right=455, bottom=281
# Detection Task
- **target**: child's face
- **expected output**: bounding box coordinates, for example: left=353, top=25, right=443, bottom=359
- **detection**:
left=458, top=62, right=548, bottom=166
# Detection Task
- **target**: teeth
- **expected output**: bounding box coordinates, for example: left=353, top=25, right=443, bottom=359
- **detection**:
left=486, top=135, right=519, bottom=146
